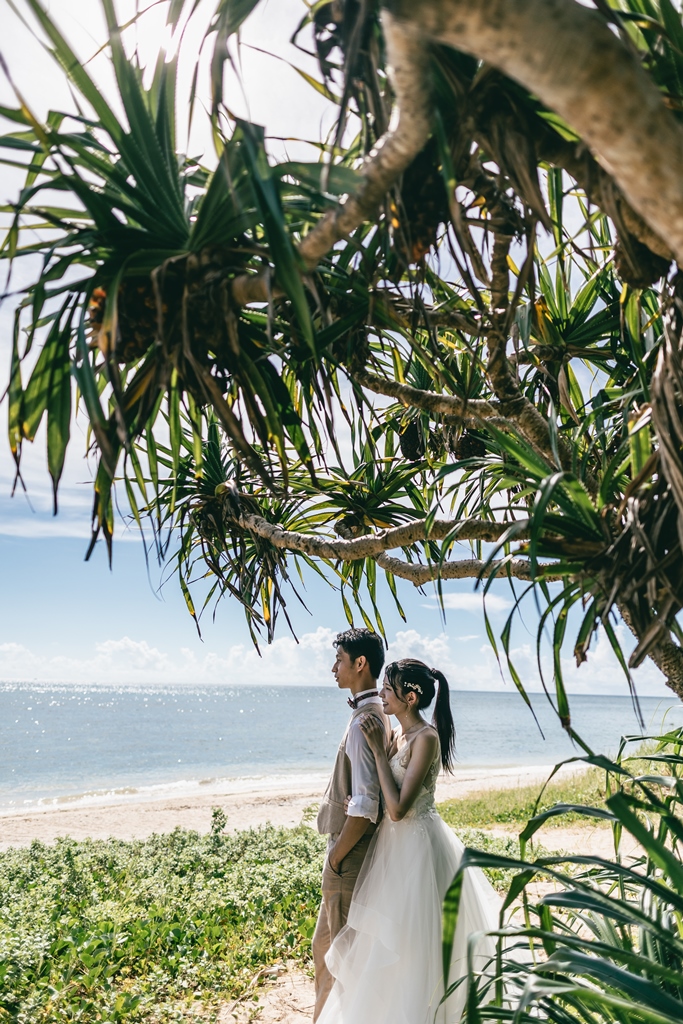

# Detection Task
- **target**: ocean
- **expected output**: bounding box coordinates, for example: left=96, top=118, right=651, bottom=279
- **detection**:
left=1, top=684, right=681, bottom=813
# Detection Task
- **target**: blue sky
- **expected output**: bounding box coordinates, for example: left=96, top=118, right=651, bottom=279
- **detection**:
left=0, top=0, right=673, bottom=699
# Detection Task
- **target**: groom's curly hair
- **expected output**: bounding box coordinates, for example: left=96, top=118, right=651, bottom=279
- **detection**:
left=334, top=628, right=385, bottom=679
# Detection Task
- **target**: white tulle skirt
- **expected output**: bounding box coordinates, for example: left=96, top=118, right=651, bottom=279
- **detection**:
left=318, top=810, right=500, bottom=1024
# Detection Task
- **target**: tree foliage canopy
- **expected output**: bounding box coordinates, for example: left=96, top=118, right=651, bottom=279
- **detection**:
left=4, top=0, right=683, bottom=710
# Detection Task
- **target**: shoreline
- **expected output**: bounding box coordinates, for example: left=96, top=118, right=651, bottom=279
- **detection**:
left=0, top=761, right=588, bottom=851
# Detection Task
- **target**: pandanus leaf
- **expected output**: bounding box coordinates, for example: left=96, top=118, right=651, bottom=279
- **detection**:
left=238, top=120, right=316, bottom=355
left=21, top=298, right=71, bottom=441
left=8, top=311, right=23, bottom=465
left=19, top=0, right=122, bottom=141
left=209, top=0, right=264, bottom=114
left=46, top=325, right=72, bottom=512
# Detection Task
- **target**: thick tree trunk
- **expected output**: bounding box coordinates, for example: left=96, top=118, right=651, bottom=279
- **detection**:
left=618, top=601, right=683, bottom=700
left=233, top=0, right=683, bottom=303
left=386, top=0, right=683, bottom=264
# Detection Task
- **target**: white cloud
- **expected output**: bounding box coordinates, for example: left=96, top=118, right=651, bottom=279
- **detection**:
left=388, top=629, right=454, bottom=667
left=389, top=621, right=674, bottom=699
left=0, top=621, right=675, bottom=699
left=0, top=627, right=341, bottom=687
left=0, top=514, right=97, bottom=540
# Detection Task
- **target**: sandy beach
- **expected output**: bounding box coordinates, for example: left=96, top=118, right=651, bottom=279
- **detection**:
left=0, top=761, right=588, bottom=850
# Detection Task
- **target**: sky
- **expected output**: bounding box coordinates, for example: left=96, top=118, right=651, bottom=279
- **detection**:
left=0, top=0, right=674, bottom=701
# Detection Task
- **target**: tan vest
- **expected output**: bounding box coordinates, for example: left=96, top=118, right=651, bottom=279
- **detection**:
left=317, top=703, right=386, bottom=839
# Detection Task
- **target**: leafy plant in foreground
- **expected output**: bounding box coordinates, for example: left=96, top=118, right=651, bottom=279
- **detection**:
left=446, top=727, right=683, bottom=1023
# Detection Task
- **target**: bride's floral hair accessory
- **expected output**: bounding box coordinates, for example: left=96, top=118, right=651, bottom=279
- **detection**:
left=384, top=659, right=457, bottom=774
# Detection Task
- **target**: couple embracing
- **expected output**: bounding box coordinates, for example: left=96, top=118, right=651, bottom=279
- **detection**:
left=313, top=628, right=499, bottom=1024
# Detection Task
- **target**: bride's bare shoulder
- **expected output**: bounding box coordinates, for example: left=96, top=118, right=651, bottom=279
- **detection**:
left=412, top=725, right=439, bottom=755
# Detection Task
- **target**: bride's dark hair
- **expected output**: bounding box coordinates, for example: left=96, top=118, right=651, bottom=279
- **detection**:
left=384, top=659, right=456, bottom=772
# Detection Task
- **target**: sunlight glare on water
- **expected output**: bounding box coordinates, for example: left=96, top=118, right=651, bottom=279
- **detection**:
left=1, top=684, right=681, bottom=811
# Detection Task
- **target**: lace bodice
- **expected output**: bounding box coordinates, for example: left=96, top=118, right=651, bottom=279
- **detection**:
left=389, top=728, right=440, bottom=819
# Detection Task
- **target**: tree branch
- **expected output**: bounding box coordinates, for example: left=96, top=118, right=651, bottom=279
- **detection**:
left=352, top=367, right=500, bottom=423
left=353, top=366, right=579, bottom=476
left=374, top=550, right=562, bottom=583
left=644, top=638, right=683, bottom=701
left=427, top=309, right=484, bottom=335
left=238, top=512, right=528, bottom=560
left=232, top=0, right=683, bottom=315
left=484, top=226, right=579, bottom=474
left=486, top=227, right=518, bottom=408
left=238, top=510, right=561, bottom=584
left=618, top=599, right=683, bottom=700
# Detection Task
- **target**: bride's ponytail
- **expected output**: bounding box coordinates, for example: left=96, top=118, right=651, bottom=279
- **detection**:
left=431, top=669, right=456, bottom=773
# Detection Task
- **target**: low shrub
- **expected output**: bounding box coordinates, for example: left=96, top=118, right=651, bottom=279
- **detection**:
left=0, top=822, right=325, bottom=1023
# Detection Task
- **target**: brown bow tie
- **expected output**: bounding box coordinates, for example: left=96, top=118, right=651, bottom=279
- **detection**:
left=348, top=691, right=378, bottom=710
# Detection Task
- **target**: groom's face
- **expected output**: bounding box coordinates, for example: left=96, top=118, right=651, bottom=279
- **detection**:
left=332, top=647, right=357, bottom=690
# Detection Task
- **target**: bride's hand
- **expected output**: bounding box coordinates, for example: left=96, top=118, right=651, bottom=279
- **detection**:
left=359, top=714, right=386, bottom=756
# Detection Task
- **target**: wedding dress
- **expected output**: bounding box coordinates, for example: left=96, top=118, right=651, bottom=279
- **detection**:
left=317, top=729, right=500, bottom=1024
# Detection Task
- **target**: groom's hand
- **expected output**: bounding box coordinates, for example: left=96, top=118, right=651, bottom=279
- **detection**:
left=328, top=852, right=342, bottom=874
left=328, top=815, right=370, bottom=873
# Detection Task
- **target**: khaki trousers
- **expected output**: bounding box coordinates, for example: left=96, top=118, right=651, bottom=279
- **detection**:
left=312, top=833, right=373, bottom=1021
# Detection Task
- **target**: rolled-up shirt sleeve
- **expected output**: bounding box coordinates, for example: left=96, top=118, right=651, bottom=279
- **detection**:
left=345, top=717, right=381, bottom=822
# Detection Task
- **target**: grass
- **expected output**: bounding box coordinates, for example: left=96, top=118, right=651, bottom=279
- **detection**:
left=437, top=767, right=607, bottom=829
left=0, top=817, right=325, bottom=1024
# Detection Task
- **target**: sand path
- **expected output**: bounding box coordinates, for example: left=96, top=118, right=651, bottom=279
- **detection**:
left=218, top=966, right=314, bottom=1023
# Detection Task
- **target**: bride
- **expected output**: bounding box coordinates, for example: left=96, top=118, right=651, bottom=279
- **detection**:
left=317, top=659, right=500, bottom=1024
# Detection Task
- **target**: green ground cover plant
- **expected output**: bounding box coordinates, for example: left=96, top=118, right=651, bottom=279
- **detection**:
left=438, top=768, right=607, bottom=829
left=0, top=820, right=324, bottom=1023
left=0, top=808, right=539, bottom=1023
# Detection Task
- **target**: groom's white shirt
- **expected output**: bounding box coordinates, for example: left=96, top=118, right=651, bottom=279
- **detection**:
left=345, top=694, right=383, bottom=823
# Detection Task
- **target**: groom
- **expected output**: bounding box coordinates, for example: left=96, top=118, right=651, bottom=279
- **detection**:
left=312, top=627, right=389, bottom=1021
